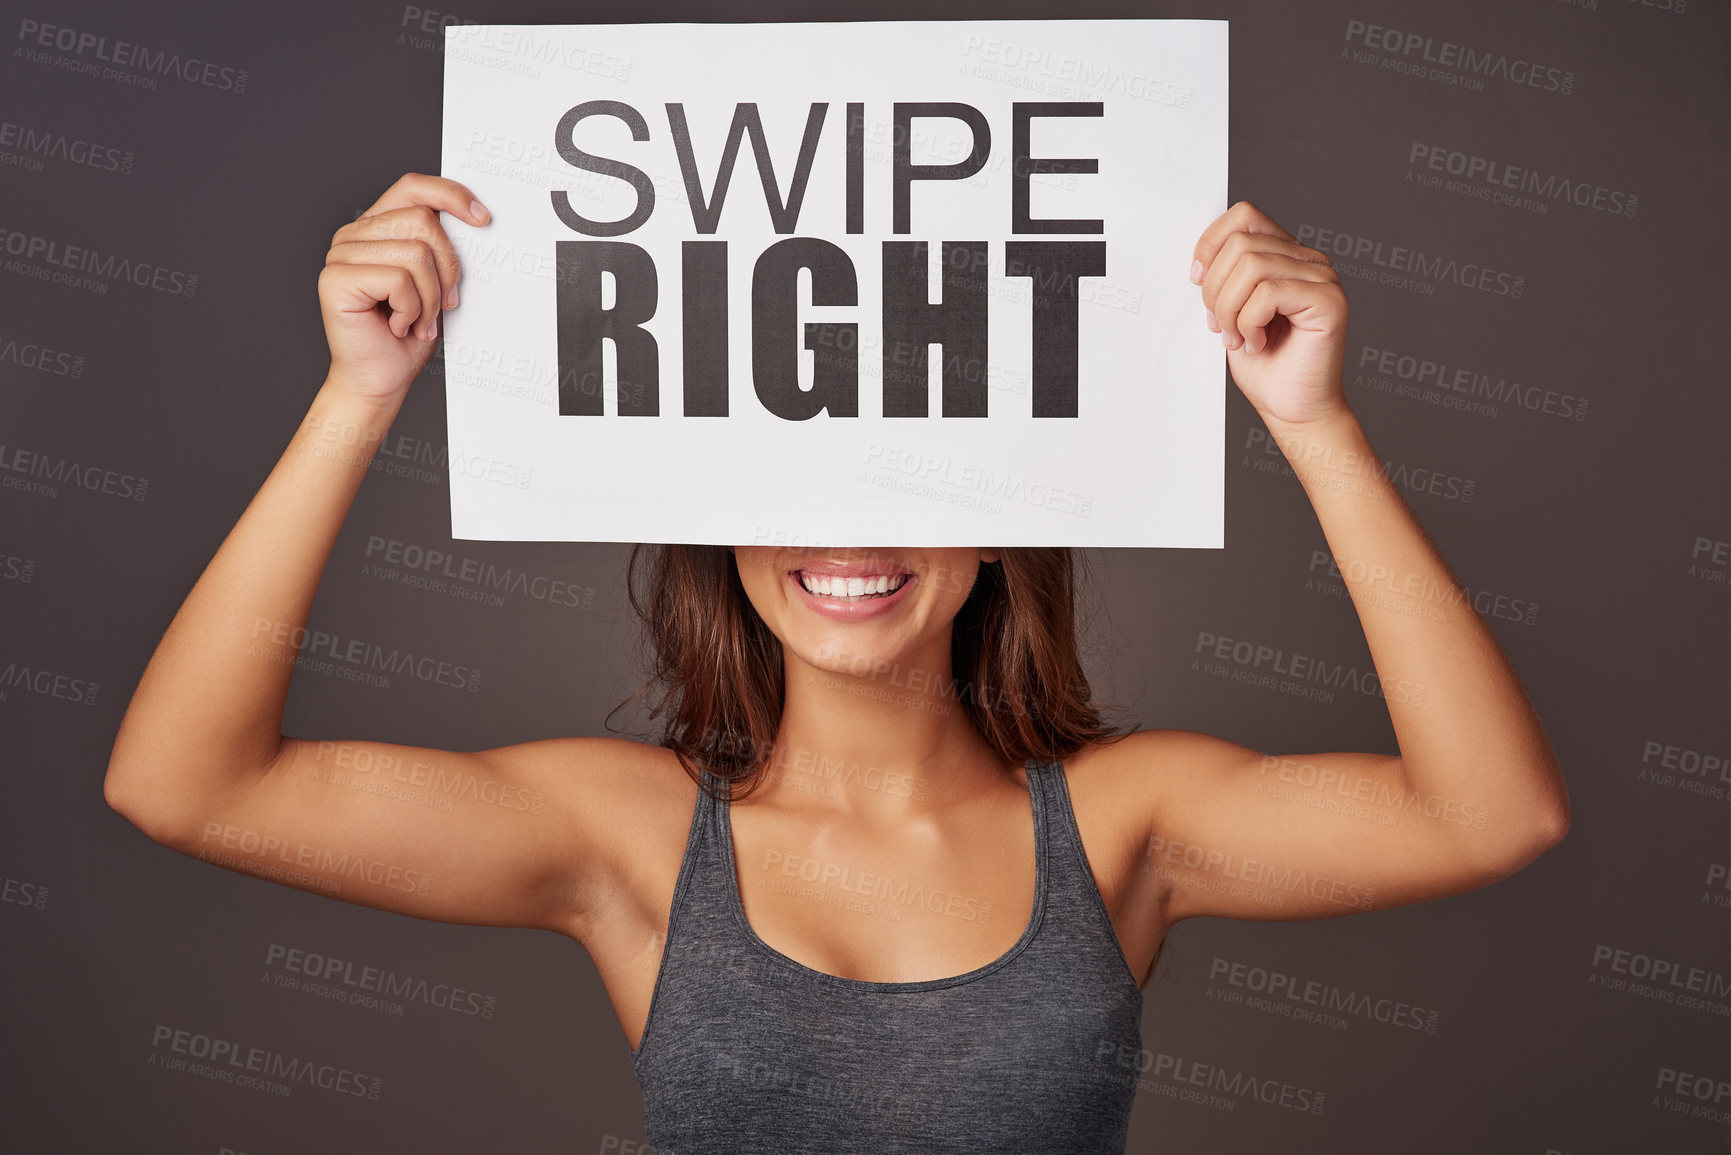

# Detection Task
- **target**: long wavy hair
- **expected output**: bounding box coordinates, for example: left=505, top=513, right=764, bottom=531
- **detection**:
left=609, top=545, right=1133, bottom=802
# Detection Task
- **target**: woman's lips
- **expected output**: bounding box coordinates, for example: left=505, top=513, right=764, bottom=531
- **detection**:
left=788, top=569, right=915, bottom=618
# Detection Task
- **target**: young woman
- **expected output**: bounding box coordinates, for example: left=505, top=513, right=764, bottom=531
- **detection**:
left=105, top=172, right=1568, bottom=1152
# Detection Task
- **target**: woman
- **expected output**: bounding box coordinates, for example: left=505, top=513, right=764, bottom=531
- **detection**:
left=104, top=172, right=1569, bottom=1151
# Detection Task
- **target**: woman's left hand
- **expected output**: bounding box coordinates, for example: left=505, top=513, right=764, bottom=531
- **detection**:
left=1192, top=201, right=1349, bottom=429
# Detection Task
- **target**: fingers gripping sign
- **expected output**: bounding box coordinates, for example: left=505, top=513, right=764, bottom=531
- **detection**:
left=1190, top=201, right=1349, bottom=429
left=318, top=172, right=492, bottom=404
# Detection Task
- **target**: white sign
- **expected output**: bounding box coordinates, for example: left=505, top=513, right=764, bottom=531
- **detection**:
left=439, top=19, right=1227, bottom=547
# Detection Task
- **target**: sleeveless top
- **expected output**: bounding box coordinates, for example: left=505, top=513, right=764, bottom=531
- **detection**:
left=630, top=759, right=1146, bottom=1153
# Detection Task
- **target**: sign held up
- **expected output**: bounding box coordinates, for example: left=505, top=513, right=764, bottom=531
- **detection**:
left=439, top=20, right=1228, bottom=546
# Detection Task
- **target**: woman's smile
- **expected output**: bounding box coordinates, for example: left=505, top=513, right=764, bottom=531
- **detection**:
left=788, top=559, right=918, bottom=619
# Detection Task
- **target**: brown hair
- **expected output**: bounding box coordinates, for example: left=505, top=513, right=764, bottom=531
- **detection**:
left=610, top=545, right=1132, bottom=801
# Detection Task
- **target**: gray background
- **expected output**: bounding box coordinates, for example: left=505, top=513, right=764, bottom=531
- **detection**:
left=2, top=0, right=1727, bottom=1152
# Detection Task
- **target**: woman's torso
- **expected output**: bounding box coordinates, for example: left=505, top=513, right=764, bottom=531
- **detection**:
left=567, top=748, right=1171, bottom=1152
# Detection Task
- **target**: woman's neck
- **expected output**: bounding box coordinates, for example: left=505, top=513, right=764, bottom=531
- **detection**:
left=760, top=635, right=1016, bottom=818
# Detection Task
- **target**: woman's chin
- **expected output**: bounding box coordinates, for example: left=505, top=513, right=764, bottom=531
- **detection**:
left=797, top=634, right=920, bottom=681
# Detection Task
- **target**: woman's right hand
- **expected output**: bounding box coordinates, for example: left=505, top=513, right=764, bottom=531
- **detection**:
left=317, top=172, right=490, bottom=404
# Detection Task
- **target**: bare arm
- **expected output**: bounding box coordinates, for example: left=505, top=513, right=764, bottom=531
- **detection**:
left=1117, top=202, right=1569, bottom=927
left=107, top=377, right=414, bottom=822
left=103, top=173, right=629, bottom=935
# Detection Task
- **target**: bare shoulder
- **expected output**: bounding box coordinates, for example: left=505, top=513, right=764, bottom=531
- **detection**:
left=502, top=734, right=700, bottom=863
left=1059, top=728, right=1255, bottom=858
left=1063, top=728, right=1241, bottom=807
left=1051, top=731, right=1242, bottom=956
left=501, top=736, right=700, bottom=940
left=505, top=734, right=697, bottom=805
left=1053, top=731, right=1195, bottom=865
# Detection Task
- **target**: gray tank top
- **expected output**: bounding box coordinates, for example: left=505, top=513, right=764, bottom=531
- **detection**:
left=630, top=758, right=1145, bottom=1152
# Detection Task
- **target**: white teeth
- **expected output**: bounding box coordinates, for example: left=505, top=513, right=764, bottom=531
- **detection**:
left=798, top=572, right=908, bottom=600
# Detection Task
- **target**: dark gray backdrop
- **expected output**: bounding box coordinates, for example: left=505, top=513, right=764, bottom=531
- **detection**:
left=2, top=1, right=1727, bottom=1152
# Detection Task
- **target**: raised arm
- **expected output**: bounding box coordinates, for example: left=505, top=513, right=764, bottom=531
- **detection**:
left=1111, top=202, right=1569, bottom=927
left=102, top=173, right=648, bottom=937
